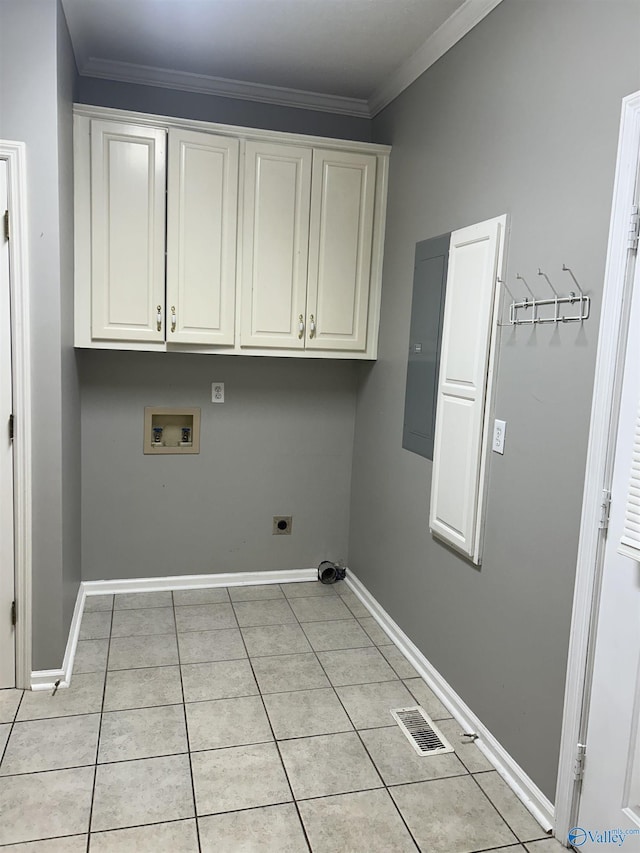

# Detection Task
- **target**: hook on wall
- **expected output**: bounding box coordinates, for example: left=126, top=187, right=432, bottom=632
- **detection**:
left=506, top=266, right=589, bottom=326
left=562, top=264, right=584, bottom=298
left=537, top=268, right=559, bottom=297
left=516, top=273, right=535, bottom=302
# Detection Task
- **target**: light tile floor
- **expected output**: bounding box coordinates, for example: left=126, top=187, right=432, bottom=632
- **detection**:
left=0, top=580, right=566, bottom=852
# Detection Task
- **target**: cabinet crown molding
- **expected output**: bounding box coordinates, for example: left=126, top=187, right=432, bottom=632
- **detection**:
left=72, top=104, right=391, bottom=156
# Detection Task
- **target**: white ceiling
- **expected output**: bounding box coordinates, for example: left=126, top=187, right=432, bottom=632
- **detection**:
left=61, top=0, right=502, bottom=117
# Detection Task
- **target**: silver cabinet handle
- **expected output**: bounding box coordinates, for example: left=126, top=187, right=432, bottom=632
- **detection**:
left=298, top=314, right=305, bottom=339
left=309, top=314, right=316, bottom=339
left=156, top=305, right=162, bottom=332
left=171, top=306, right=176, bottom=333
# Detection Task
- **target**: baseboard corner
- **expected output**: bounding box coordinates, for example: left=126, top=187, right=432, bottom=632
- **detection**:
left=345, top=568, right=555, bottom=834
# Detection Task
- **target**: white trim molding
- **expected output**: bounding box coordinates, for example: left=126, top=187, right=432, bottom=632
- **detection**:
left=31, top=585, right=85, bottom=691
left=346, top=570, right=554, bottom=833
left=81, top=58, right=371, bottom=118
left=555, top=89, right=640, bottom=844
left=31, top=568, right=316, bottom=689
left=35, top=562, right=553, bottom=833
left=82, top=568, right=317, bottom=597
left=77, top=0, right=503, bottom=120
left=0, top=140, right=32, bottom=691
left=368, top=0, right=504, bottom=116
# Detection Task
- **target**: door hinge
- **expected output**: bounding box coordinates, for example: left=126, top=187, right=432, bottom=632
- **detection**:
left=3, top=209, right=8, bottom=241
left=599, top=489, right=611, bottom=531
left=630, top=204, right=639, bottom=251
left=8, top=413, right=14, bottom=442
left=11, top=600, right=16, bottom=627
left=573, top=742, right=587, bottom=782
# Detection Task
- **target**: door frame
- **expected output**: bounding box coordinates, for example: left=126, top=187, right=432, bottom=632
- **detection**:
left=0, top=140, right=32, bottom=690
left=555, top=90, right=640, bottom=842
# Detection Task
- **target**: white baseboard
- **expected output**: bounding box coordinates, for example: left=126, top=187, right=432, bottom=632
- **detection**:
left=31, top=562, right=554, bottom=836
left=83, top=567, right=317, bottom=596
left=30, top=568, right=317, bottom=689
left=345, top=570, right=555, bottom=834
left=31, top=584, right=86, bottom=691
left=30, top=668, right=67, bottom=691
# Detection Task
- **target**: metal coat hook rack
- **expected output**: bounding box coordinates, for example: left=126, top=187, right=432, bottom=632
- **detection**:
left=502, top=266, right=590, bottom=326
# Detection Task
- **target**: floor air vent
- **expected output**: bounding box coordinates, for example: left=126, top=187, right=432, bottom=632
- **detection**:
left=390, top=706, right=455, bottom=756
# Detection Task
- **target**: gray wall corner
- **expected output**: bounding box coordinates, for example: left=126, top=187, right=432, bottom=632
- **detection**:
left=351, top=0, right=640, bottom=801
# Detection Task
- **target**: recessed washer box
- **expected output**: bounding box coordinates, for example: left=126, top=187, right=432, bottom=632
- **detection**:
left=144, top=407, right=201, bottom=454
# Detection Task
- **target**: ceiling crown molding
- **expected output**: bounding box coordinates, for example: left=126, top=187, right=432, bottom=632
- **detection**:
left=79, top=0, right=503, bottom=121
left=80, top=58, right=371, bottom=118
left=368, top=0, right=504, bottom=117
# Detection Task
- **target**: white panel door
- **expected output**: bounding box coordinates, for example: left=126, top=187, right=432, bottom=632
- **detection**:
left=575, top=251, right=640, bottom=844
left=306, top=150, right=376, bottom=351
left=91, top=120, right=166, bottom=342
left=240, top=141, right=311, bottom=349
left=0, top=159, right=15, bottom=688
left=429, top=216, right=506, bottom=563
left=167, top=129, right=239, bottom=345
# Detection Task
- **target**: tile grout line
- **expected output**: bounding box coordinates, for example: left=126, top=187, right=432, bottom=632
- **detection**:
left=278, top=584, right=424, bottom=848
left=171, top=590, right=202, bottom=853
left=305, top=614, right=422, bottom=853
left=231, top=594, right=314, bottom=853
left=73, top=585, right=548, bottom=852
left=1, top=587, right=401, bottom=847
left=85, top=593, right=113, bottom=852
left=467, top=768, right=553, bottom=848
left=0, top=683, right=27, bottom=773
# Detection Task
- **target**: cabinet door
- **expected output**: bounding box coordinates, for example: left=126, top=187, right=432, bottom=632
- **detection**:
left=306, top=150, right=376, bottom=351
left=429, top=216, right=506, bottom=565
left=90, top=120, right=166, bottom=342
left=167, top=129, right=239, bottom=345
left=240, top=141, right=312, bottom=349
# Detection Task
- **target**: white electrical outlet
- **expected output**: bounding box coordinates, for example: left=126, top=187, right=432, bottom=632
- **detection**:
left=211, top=382, right=225, bottom=403
left=493, top=419, right=506, bottom=454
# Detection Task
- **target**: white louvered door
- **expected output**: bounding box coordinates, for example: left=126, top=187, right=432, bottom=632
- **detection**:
left=618, top=401, right=640, bottom=559
left=576, top=243, right=640, bottom=837
left=429, top=216, right=506, bottom=564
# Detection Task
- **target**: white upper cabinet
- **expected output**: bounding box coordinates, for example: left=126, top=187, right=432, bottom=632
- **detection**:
left=306, top=150, right=376, bottom=352
left=167, top=128, right=239, bottom=345
left=90, top=120, right=166, bottom=342
left=240, top=141, right=312, bottom=349
left=241, top=146, right=377, bottom=353
left=75, top=106, right=390, bottom=359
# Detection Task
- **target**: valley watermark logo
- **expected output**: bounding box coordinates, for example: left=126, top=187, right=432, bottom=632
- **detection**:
left=568, top=826, right=640, bottom=847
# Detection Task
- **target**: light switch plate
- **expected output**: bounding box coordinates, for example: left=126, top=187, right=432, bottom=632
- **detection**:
left=211, top=382, right=224, bottom=403
left=493, top=419, right=506, bottom=454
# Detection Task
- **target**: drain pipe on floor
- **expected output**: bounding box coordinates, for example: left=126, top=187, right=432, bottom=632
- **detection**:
left=317, top=561, right=347, bottom=584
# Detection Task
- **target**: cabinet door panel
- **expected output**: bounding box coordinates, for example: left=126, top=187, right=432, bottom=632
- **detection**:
left=241, top=142, right=311, bottom=348
left=306, top=150, right=376, bottom=351
left=167, top=129, right=239, bottom=345
left=91, top=120, right=166, bottom=341
left=429, top=216, right=506, bottom=564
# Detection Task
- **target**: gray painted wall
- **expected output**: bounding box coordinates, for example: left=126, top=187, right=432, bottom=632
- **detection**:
left=76, top=76, right=364, bottom=587
left=79, top=352, right=357, bottom=580
left=78, top=77, right=371, bottom=142
left=349, top=0, right=640, bottom=800
left=0, top=0, right=80, bottom=670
